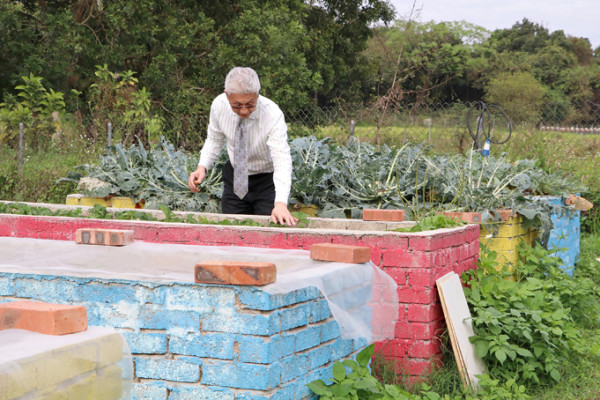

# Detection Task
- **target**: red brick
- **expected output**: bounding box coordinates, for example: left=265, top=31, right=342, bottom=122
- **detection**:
left=374, top=339, right=410, bottom=358
left=363, top=209, right=406, bottom=222
left=406, top=269, right=434, bottom=287
left=309, top=243, right=371, bottom=264
left=195, top=261, right=276, bottom=286
left=400, top=357, right=442, bottom=376
left=75, top=228, right=134, bottom=246
left=382, top=250, right=432, bottom=269
left=438, top=211, right=482, bottom=223
left=397, top=286, right=437, bottom=304
left=384, top=268, right=408, bottom=286
left=0, top=301, right=87, bottom=335
left=395, top=319, right=445, bottom=340
left=407, top=339, right=442, bottom=358
left=407, top=304, right=443, bottom=323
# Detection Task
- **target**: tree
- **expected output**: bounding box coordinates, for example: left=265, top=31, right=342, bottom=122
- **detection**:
left=484, top=71, right=546, bottom=126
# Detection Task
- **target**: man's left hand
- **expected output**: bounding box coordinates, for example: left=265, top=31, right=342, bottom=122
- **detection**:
left=271, top=202, right=298, bottom=226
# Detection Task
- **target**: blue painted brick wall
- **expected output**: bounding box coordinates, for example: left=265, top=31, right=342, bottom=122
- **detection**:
left=0, top=271, right=368, bottom=400
left=542, top=196, right=581, bottom=275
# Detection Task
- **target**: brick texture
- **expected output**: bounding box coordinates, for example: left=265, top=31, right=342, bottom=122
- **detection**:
left=194, top=261, right=276, bottom=286
left=438, top=211, right=482, bottom=223
left=75, top=228, right=134, bottom=246
left=310, top=243, right=371, bottom=264
left=363, top=209, right=406, bottom=222
left=0, top=301, right=87, bottom=335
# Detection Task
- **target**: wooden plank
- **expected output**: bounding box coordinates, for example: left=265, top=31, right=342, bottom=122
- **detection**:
left=436, top=272, right=487, bottom=389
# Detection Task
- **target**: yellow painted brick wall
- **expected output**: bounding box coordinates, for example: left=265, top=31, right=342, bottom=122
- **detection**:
left=479, top=216, right=538, bottom=271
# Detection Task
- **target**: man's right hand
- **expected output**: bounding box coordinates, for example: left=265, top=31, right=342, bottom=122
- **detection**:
left=188, top=166, right=207, bottom=192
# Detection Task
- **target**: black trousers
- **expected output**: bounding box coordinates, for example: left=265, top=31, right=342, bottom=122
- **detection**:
left=221, top=161, right=276, bottom=215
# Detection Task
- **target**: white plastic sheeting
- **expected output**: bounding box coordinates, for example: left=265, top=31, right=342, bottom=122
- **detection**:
left=0, top=326, right=132, bottom=400
left=0, top=236, right=399, bottom=343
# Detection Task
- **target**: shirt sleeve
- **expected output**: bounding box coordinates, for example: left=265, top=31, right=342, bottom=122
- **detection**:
left=198, top=99, right=226, bottom=170
left=266, top=110, right=293, bottom=205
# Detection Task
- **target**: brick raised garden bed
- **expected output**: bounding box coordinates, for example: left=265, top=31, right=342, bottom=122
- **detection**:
left=0, top=203, right=480, bottom=398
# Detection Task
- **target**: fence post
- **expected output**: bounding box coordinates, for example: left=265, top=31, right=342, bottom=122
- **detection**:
left=107, top=121, right=112, bottom=146
left=18, top=122, right=24, bottom=185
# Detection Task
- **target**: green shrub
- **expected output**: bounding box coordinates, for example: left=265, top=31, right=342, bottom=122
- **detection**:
left=464, top=243, right=599, bottom=387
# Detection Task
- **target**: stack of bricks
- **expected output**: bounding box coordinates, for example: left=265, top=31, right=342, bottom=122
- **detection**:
left=0, top=210, right=480, bottom=392
left=0, top=302, right=127, bottom=400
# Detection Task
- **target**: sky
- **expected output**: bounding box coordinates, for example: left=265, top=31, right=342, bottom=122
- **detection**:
left=389, top=0, right=600, bottom=49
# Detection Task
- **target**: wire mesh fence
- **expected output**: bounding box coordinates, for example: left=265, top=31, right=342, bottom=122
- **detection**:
left=2, top=99, right=599, bottom=153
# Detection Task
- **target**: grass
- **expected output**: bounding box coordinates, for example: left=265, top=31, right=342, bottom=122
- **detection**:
left=0, top=140, right=102, bottom=204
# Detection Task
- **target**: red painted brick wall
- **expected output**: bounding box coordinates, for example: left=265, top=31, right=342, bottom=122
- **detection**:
left=0, top=214, right=479, bottom=375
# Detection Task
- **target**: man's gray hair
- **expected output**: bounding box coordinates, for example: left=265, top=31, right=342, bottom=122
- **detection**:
left=225, top=67, right=261, bottom=94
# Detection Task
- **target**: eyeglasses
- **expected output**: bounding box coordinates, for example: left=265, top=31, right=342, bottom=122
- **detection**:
left=229, top=103, right=257, bottom=110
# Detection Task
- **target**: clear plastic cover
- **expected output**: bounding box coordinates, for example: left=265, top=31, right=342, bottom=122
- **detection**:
left=0, top=326, right=132, bottom=400
left=0, top=237, right=398, bottom=343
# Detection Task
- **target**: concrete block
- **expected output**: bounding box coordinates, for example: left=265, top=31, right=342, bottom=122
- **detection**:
left=0, top=300, right=87, bottom=335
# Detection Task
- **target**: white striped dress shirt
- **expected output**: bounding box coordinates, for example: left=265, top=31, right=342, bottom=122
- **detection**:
left=198, top=93, right=293, bottom=204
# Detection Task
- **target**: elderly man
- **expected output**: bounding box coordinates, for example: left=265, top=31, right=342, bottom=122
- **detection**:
left=188, top=67, right=298, bottom=226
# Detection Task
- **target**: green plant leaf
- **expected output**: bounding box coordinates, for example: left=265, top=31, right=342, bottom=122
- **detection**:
left=356, top=344, right=375, bottom=367
left=332, top=362, right=347, bottom=381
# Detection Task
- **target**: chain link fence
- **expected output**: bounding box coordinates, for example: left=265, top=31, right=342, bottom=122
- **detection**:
left=285, top=100, right=600, bottom=145
left=2, top=99, right=599, bottom=153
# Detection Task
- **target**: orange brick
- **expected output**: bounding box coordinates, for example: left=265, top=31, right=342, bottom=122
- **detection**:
left=75, top=228, right=134, bottom=246
left=363, top=209, right=406, bottom=222
left=310, top=243, right=371, bottom=264
left=0, top=301, right=87, bottom=335
left=438, top=211, right=481, bottom=223
left=195, top=261, right=277, bottom=286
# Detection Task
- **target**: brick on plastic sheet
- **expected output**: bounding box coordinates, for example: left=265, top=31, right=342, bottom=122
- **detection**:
left=363, top=209, right=406, bottom=222
left=310, top=243, right=371, bottom=264
left=75, top=228, right=134, bottom=246
left=0, top=300, right=87, bottom=335
left=195, top=261, right=276, bottom=286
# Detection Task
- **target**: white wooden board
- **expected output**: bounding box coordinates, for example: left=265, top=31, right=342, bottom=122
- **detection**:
left=436, top=272, right=487, bottom=389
